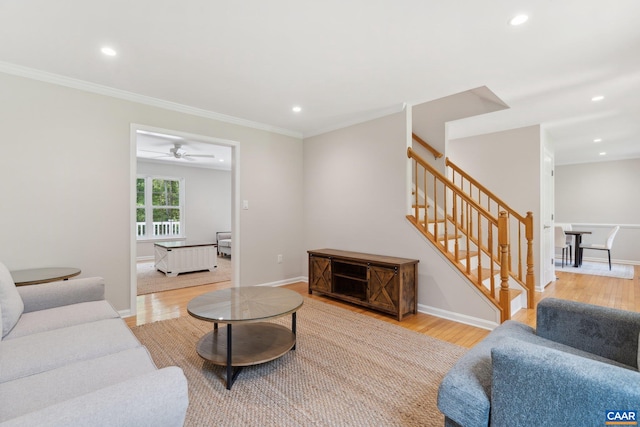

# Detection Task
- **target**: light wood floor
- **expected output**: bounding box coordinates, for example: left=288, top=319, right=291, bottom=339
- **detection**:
left=125, top=265, right=639, bottom=349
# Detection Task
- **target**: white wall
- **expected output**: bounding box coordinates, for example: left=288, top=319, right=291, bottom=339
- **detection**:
left=0, top=71, right=304, bottom=312
left=303, top=111, right=500, bottom=329
left=447, top=125, right=543, bottom=289
left=555, top=158, right=640, bottom=264
left=136, top=161, right=231, bottom=259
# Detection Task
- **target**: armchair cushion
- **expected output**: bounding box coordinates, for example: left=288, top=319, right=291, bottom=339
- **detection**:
left=0, top=262, right=24, bottom=339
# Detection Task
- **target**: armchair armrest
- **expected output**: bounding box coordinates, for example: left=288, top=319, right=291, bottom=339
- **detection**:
left=17, top=277, right=105, bottom=313
left=536, top=298, right=640, bottom=368
left=491, top=339, right=640, bottom=427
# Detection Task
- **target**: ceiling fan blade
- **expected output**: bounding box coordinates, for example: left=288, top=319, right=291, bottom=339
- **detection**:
left=183, top=154, right=216, bottom=158
left=138, top=149, right=168, bottom=155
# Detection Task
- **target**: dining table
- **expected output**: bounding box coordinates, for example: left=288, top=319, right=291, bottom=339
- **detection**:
left=564, top=230, right=592, bottom=267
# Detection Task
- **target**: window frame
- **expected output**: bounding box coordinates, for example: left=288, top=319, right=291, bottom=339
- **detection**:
left=136, top=175, right=185, bottom=241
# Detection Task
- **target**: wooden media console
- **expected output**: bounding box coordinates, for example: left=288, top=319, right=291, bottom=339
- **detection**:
left=308, top=249, right=418, bottom=321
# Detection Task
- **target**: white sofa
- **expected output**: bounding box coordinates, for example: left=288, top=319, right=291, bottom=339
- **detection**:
left=0, top=262, right=188, bottom=427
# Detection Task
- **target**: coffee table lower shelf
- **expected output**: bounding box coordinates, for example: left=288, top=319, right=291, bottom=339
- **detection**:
left=196, top=322, right=296, bottom=389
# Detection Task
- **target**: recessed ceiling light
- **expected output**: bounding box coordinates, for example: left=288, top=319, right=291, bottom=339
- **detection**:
left=101, top=46, right=117, bottom=56
left=591, top=95, right=605, bottom=102
left=593, top=138, right=602, bottom=143
left=509, top=14, right=529, bottom=26
left=599, top=152, right=607, bottom=156
left=292, top=106, right=302, bottom=113
left=219, top=159, right=224, bottom=162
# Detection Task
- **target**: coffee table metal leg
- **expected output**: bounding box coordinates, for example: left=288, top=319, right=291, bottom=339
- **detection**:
left=225, top=324, right=242, bottom=390
left=292, top=312, right=297, bottom=350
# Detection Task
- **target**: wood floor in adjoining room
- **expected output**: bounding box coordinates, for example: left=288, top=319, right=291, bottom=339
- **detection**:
left=125, top=265, right=640, bottom=349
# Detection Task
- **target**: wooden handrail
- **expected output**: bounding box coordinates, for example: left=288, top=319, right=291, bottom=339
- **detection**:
left=446, top=157, right=525, bottom=222
left=407, top=147, right=535, bottom=322
left=412, top=133, right=443, bottom=159
left=408, top=148, right=495, bottom=223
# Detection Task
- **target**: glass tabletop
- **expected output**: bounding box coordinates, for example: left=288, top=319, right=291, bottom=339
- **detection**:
left=187, top=286, right=303, bottom=323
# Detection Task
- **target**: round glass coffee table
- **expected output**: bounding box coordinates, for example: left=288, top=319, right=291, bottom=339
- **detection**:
left=187, top=286, right=303, bottom=390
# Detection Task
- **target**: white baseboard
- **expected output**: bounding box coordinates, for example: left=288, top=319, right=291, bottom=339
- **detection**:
left=417, top=303, right=499, bottom=331
left=257, top=276, right=307, bottom=288
left=136, top=256, right=154, bottom=263
left=119, top=309, right=134, bottom=319
left=582, top=257, right=640, bottom=266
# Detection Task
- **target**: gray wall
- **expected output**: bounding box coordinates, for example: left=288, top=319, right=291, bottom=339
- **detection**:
left=555, top=159, right=640, bottom=264
left=136, top=161, right=231, bottom=259
left=0, top=71, right=304, bottom=312
left=303, top=111, right=500, bottom=328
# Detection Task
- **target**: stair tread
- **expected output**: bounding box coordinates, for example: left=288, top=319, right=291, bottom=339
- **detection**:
left=456, top=250, right=478, bottom=260
left=497, top=288, right=523, bottom=302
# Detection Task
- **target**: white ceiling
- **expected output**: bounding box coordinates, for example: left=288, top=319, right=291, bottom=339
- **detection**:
left=1, top=0, right=639, bottom=165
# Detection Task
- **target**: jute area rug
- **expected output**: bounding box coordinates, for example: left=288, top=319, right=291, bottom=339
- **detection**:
left=136, top=256, right=231, bottom=295
left=555, top=260, right=634, bottom=280
left=131, top=297, right=466, bottom=426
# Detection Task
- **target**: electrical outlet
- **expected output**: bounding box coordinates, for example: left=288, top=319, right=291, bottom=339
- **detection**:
left=277, top=254, right=283, bottom=264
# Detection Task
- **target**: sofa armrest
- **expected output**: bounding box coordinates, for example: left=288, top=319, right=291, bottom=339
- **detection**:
left=0, top=367, right=188, bottom=427
left=17, top=277, right=105, bottom=314
left=536, top=298, right=640, bottom=368
left=491, top=339, right=640, bottom=427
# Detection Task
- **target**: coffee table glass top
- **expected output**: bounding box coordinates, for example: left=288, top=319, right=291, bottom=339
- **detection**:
left=187, top=286, right=303, bottom=323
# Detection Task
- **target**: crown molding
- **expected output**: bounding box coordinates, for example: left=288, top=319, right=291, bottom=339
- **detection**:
left=0, top=61, right=303, bottom=139
left=304, top=103, right=407, bottom=138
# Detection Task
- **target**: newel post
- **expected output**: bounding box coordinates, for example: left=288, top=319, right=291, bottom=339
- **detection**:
left=498, top=211, right=510, bottom=323
left=525, top=211, right=535, bottom=308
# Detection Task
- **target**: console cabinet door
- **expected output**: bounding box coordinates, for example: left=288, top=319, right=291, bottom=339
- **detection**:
left=309, top=256, right=331, bottom=293
left=368, top=265, right=399, bottom=313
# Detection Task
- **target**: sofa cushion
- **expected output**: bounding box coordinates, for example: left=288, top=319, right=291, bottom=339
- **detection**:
left=218, top=238, right=231, bottom=248
left=0, top=318, right=141, bottom=383
left=0, top=262, right=24, bottom=339
left=4, top=300, right=119, bottom=340
left=0, top=347, right=157, bottom=423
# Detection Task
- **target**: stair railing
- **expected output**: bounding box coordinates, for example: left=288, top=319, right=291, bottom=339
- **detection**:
left=446, top=157, right=535, bottom=308
left=412, top=133, right=443, bottom=159
left=407, top=147, right=533, bottom=322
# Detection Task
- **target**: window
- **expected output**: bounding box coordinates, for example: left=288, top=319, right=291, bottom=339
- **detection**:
left=136, top=176, right=184, bottom=239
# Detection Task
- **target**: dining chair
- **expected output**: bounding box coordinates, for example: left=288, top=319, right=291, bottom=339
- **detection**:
left=554, top=226, right=571, bottom=267
left=557, top=223, right=574, bottom=262
left=579, top=226, right=620, bottom=270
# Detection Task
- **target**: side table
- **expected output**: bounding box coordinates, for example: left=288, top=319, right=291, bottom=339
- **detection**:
left=10, top=267, right=81, bottom=286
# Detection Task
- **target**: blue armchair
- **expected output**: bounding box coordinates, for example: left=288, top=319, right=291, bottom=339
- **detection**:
left=437, top=298, right=640, bottom=426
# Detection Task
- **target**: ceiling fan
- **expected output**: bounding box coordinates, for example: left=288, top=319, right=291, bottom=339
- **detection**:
left=140, top=142, right=216, bottom=161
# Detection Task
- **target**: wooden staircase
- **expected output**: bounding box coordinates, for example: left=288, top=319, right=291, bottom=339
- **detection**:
left=407, top=142, right=534, bottom=322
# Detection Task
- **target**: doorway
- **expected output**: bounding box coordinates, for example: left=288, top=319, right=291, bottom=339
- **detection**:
left=129, top=124, right=240, bottom=315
